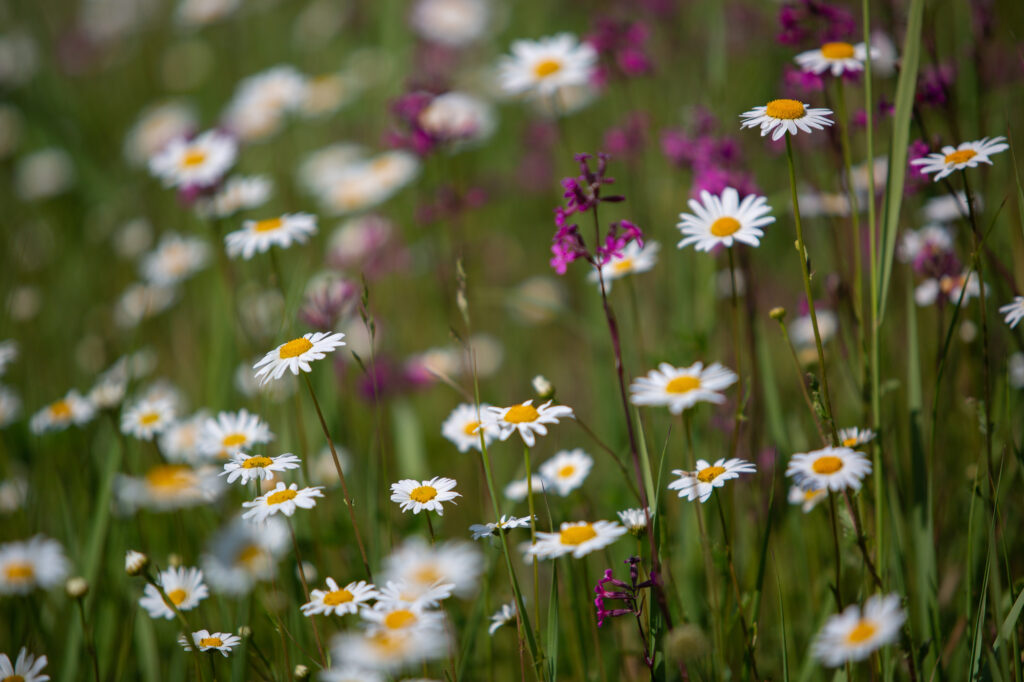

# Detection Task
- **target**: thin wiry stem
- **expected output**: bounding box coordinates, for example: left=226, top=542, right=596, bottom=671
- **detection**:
left=523, top=443, right=542, bottom=637
left=287, top=520, right=326, bottom=667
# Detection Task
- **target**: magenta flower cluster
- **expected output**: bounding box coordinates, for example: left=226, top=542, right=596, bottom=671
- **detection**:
left=594, top=556, right=655, bottom=633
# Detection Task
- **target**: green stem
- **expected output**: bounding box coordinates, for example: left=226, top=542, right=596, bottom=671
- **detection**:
left=524, top=443, right=542, bottom=642
left=828, top=492, right=843, bottom=610
left=727, top=247, right=743, bottom=457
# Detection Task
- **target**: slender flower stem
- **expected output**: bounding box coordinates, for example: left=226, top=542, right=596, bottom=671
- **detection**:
left=287, top=520, right=326, bottom=667
left=840, top=490, right=883, bottom=590
left=425, top=513, right=437, bottom=544
left=302, top=374, right=373, bottom=581
left=523, top=443, right=542, bottom=636
left=74, top=597, right=101, bottom=682
left=715, top=495, right=760, bottom=679
left=727, top=247, right=743, bottom=457
left=835, top=78, right=865, bottom=364
left=828, top=492, right=843, bottom=610
left=773, top=315, right=829, bottom=444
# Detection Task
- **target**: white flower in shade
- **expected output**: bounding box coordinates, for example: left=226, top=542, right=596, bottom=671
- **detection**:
left=786, top=446, right=872, bottom=492
left=179, top=630, right=242, bottom=656
left=677, top=188, right=775, bottom=252
left=418, top=92, right=496, bottom=147
left=528, top=521, right=626, bottom=560
left=538, top=449, right=592, bottom=496
left=139, top=567, right=209, bottom=619
left=196, top=175, right=273, bottom=219
left=668, top=458, right=757, bottom=503
left=29, top=390, right=95, bottom=434
left=0, top=476, right=27, bottom=512
left=910, top=137, right=1009, bottom=182
left=922, top=192, right=976, bottom=224
left=140, top=233, right=210, bottom=286
left=1000, top=297, right=1024, bottom=329
left=469, top=515, right=533, bottom=541
left=120, top=397, right=176, bottom=441
left=504, top=474, right=547, bottom=502
left=481, top=400, right=575, bottom=448
left=301, top=578, right=378, bottom=617
left=88, top=362, right=129, bottom=411
left=253, top=332, right=346, bottom=385
left=390, top=477, right=460, bottom=516
left=199, top=408, right=273, bottom=460
left=316, top=151, right=421, bottom=216
left=0, top=386, right=22, bottom=428
left=0, top=339, right=17, bottom=376
left=361, top=602, right=445, bottom=634
left=441, top=403, right=498, bottom=453
left=159, top=411, right=207, bottom=464
left=629, top=362, right=738, bottom=414
left=124, top=101, right=197, bottom=166
left=382, top=538, right=482, bottom=599
left=242, top=483, right=324, bottom=523
left=790, top=310, right=839, bottom=351
left=617, top=508, right=651, bottom=534
left=116, top=465, right=224, bottom=513
left=914, top=271, right=987, bottom=307
left=812, top=594, right=906, bottom=667
left=223, top=66, right=308, bottom=142
left=589, top=240, right=660, bottom=290
left=0, top=536, right=69, bottom=594
left=221, top=452, right=301, bottom=485
left=489, top=601, right=517, bottom=636
left=739, top=99, right=834, bottom=141
left=125, top=550, right=149, bottom=576
left=149, top=130, right=237, bottom=188
left=374, top=580, right=454, bottom=610
left=896, top=224, right=953, bottom=263
left=837, top=427, right=876, bottom=449
left=498, top=33, right=597, bottom=98
left=201, top=516, right=288, bottom=594
left=0, top=648, right=49, bottom=682
left=329, top=628, right=448, bottom=673
left=794, top=41, right=876, bottom=77
left=15, top=147, right=75, bottom=201
left=301, top=72, right=363, bottom=118
left=788, top=485, right=827, bottom=513
left=225, top=213, right=318, bottom=260
left=411, top=0, right=491, bottom=47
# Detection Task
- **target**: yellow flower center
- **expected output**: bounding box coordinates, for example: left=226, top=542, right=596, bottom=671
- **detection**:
left=710, top=216, right=741, bottom=237
left=323, top=588, right=354, bottom=606
left=804, top=489, right=825, bottom=502
left=820, top=41, right=855, bottom=59
left=384, top=609, right=418, bottom=629
left=3, top=675, right=26, bottom=682
left=842, top=437, right=858, bottom=448
left=50, top=400, right=72, bottom=419
left=199, top=636, right=223, bottom=648
left=167, top=588, right=187, bottom=605
left=697, top=465, right=726, bottom=483
left=4, top=561, right=34, bottom=582
left=462, top=420, right=480, bottom=436
left=765, top=99, right=807, bottom=120
left=846, top=619, right=878, bottom=644
left=236, top=544, right=264, bottom=567
left=253, top=217, right=284, bottom=233
left=533, top=59, right=562, bottom=78
left=242, top=455, right=273, bottom=469
left=267, top=488, right=298, bottom=505
left=944, top=149, right=977, bottom=165
left=222, top=433, right=247, bottom=447
left=812, top=456, right=844, bottom=474
left=414, top=565, right=442, bottom=584
left=146, top=465, right=192, bottom=491
left=279, top=337, right=314, bottom=359
left=369, top=631, right=405, bottom=654
left=612, top=257, right=634, bottom=274
left=557, top=465, right=576, bottom=478
left=665, top=376, right=701, bottom=394
left=181, top=148, right=207, bottom=167
left=560, top=524, right=598, bottom=545
left=504, top=404, right=540, bottom=424
left=409, top=485, right=438, bottom=503
left=139, top=412, right=160, bottom=426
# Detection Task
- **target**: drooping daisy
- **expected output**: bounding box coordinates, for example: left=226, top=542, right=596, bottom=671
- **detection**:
left=224, top=212, right=318, bottom=260
left=382, top=538, right=482, bottom=599
left=498, top=33, right=597, bottom=98
left=374, top=580, right=454, bottom=610
left=440, top=403, right=498, bottom=453
left=668, top=458, right=757, bottom=503
left=999, top=297, right=1024, bottom=329
left=253, top=331, right=346, bottom=385
left=221, top=452, right=301, bottom=485
left=0, top=647, right=49, bottom=682
left=361, top=602, right=445, bottom=634
left=538, top=449, right=593, bottom=497
left=528, top=520, right=627, bottom=560
left=504, top=474, right=548, bottom=502
left=481, top=399, right=575, bottom=448
left=201, top=515, right=289, bottom=595
left=629, top=362, right=738, bottom=414
left=199, top=408, right=274, bottom=459
left=677, top=188, right=775, bottom=252
left=140, top=233, right=210, bottom=286
left=488, top=601, right=517, bottom=636
left=411, top=0, right=491, bottom=47
left=0, top=536, right=69, bottom=594
left=837, top=427, right=876, bottom=449
left=179, top=630, right=242, bottom=657
left=910, top=137, right=1009, bottom=182
left=794, top=41, right=876, bottom=77
left=329, top=628, right=448, bottom=674
left=588, top=240, right=660, bottom=290
left=125, top=550, right=149, bottom=576
left=120, top=397, right=176, bottom=441
left=139, top=566, right=209, bottom=619
left=196, top=175, right=273, bottom=218
left=469, top=515, right=533, bottom=541
left=301, top=578, right=378, bottom=617
left=148, top=129, right=237, bottom=188
left=29, top=390, right=96, bottom=434
left=617, top=508, right=651, bottom=535
left=739, top=99, right=834, bottom=141
left=115, top=465, right=224, bottom=513
left=788, top=485, right=827, bottom=513
left=242, top=482, right=324, bottom=523
left=786, top=446, right=872, bottom=492
left=390, top=477, right=460, bottom=516
left=811, top=594, right=906, bottom=667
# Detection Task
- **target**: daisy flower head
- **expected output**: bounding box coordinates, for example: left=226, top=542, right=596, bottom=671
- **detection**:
left=667, top=458, right=757, bottom=503
left=739, top=99, right=833, bottom=141
left=788, top=485, right=827, bottom=513
left=221, top=452, right=301, bottom=485
left=382, top=538, right=482, bottom=599
left=411, top=0, right=491, bottom=47
left=629, top=362, right=738, bottom=414
left=196, top=175, right=273, bottom=218
left=914, top=271, right=987, bottom=307
left=677, top=188, right=775, bottom=252
left=201, top=515, right=289, bottom=595
left=139, top=566, right=209, bottom=619
left=30, top=389, right=95, bottom=434
left=0, top=535, right=69, bottom=595
left=242, top=482, right=324, bottom=523
left=469, top=515, right=533, bottom=540
left=0, top=648, right=49, bottom=682
left=504, top=474, right=548, bottom=502
left=390, top=477, right=461, bottom=516
left=148, top=129, right=237, bottom=189
left=440, top=403, right=497, bottom=453
left=199, top=408, right=273, bottom=459
left=253, top=331, right=346, bottom=385
left=124, top=100, right=197, bottom=166
left=482, top=399, right=575, bottom=448
left=910, top=137, right=1008, bottom=182
left=361, top=602, right=445, bottom=634
left=140, top=233, right=210, bottom=286
left=1000, top=297, right=1024, bottom=329
left=538, top=448, right=593, bottom=497
left=489, top=601, right=517, bottom=636
left=812, top=594, right=906, bottom=667
left=329, top=628, right=448, bottom=674
left=786, top=446, right=872, bottom=492
left=225, top=212, right=317, bottom=260
left=375, top=579, right=454, bottom=610
left=115, top=465, right=223, bottom=513
left=838, top=426, right=876, bottom=449
left=159, top=411, right=207, bottom=464
left=498, top=33, right=597, bottom=98
left=120, top=397, right=176, bottom=441
left=529, top=520, right=627, bottom=560
left=617, top=507, right=651, bottom=535
left=301, top=578, right=378, bottom=617
left=794, top=41, right=876, bottom=77
left=179, top=630, right=241, bottom=657
left=588, top=240, right=659, bottom=291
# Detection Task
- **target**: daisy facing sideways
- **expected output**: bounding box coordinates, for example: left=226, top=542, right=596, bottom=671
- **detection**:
left=999, top=296, right=1024, bottom=328
left=440, top=402, right=497, bottom=452
left=481, top=399, right=575, bottom=448
left=139, top=566, right=209, bottom=619
left=469, top=515, right=533, bottom=540
left=148, top=129, right=237, bottom=189
left=794, top=41, right=877, bottom=77
left=910, top=136, right=1008, bottom=181
left=221, top=452, right=301, bottom=485
left=0, top=535, right=69, bottom=595
left=677, top=188, right=775, bottom=252
left=253, top=331, right=346, bottom=385
left=739, top=99, right=833, bottom=141
left=588, top=240, right=660, bottom=290
left=301, top=578, right=378, bottom=617
left=390, top=477, right=461, bottom=515
left=668, top=458, right=757, bottom=503
left=199, top=408, right=273, bottom=459
left=788, top=485, right=828, bottom=513
left=241, top=482, right=325, bottom=523
left=812, top=593, right=906, bottom=667
left=538, top=449, right=593, bottom=497
left=528, top=520, right=627, bottom=560
left=120, top=397, right=176, bottom=441
left=30, top=389, right=95, bottom=434
left=179, top=630, right=242, bottom=657
left=489, top=601, right=517, bottom=636
left=225, top=212, right=318, bottom=260
left=786, top=446, right=872, bottom=492
left=837, top=426, right=875, bottom=449
left=498, top=33, right=597, bottom=98
left=629, top=362, right=737, bottom=414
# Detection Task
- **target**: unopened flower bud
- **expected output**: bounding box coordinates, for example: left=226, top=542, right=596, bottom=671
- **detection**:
left=769, top=306, right=786, bottom=321
left=294, top=664, right=310, bottom=679
left=66, top=576, right=89, bottom=598
left=532, top=375, right=554, bottom=400
left=125, top=550, right=149, bottom=576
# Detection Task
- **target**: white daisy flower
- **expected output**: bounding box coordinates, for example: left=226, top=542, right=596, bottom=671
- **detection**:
left=922, top=192, right=976, bottom=224
left=999, top=297, right=1024, bottom=329
left=0, top=535, right=69, bottom=594
left=124, top=100, right=197, bottom=167
left=498, top=33, right=597, bottom=98
left=221, top=452, right=301, bottom=485
left=120, top=397, right=176, bottom=441
left=199, top=408, right=273, bottom=460
left=418, top=92, right=496, bottom=147
left=786, top=446, right=872, bottom=492
left=301, top=578, right=378, bottom=617
left=0, top=339, right=17, bottom=376
left=411, top=0, right=491, bottom=47
left=88, top=362, right=129, bottom=411
left=0, top=476, right=27, bottom=512
left=588, top=240, right=660, bottom=290
left=677, top=188, right=775, bottom=252
left=538, top=449, right=593, bottom=497
left=382, top=538, right=482, bottom=599
left=837, top=427, right=876, bottom=449
left=115, top=465, right=224, bottom=513
left=440, top=403, right=498, bottom=453
left=791, top=310, right=839, bottom=351
left=374, top=580, right=454, bottom=610
left=361, top=602, right=445, bottom=634
left=910, top=137, right=1009, bottom=182
left=196, top=175, right=273, bottom=219
left=140, top=233, right=210, bottom=286
left=390, top=477, right=460, bottom=516
left=148, top=129, right=237, bottom=188
left=629, top=362, right=738, bottom=414
left=897, top=224, right=953, bottom=263
left=788, top=485, right=828, bottom=513
left=812, top=594, right=906, bottom=667
left=0, top=647, right=49, bottom=682
left=159, top=411, right=208, bottom=464
left=225, top=212, right=318, bottom=260
left=739, top=99, right=834, bottom=141
left=469, top=515, right=533, bottom=541
left=253, top=331, right=346, bottom=385
left=329, top=628, right=448, bottom=673
left=794, top=41, right=876, bottom=77
left=0, top=386, right=22, bottom=428
left=222, top=66, right=308, bottom=142
left=139, top=567, right=209, bottom=619
left=201, top=516, right=289, bottom=595
left=914, top=271, right=987, bottom=307
left=125, top=550, right=149, bottom=576
left=617, top=507, right=651, bottom=534
left=528, top=520, right=627, bottom=560
left=179, top=630, right=241, bottom=657
left=242, top=482, right=324, bottom=523
left=29, top=390, right=95, bottom=434
left=481, top=399, right=575, bottom=448
left=667, top=458, right=757, bottom=503
left=504, top=474, right=548, bottom=502
left=488, top=601, right=517, bottom=636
